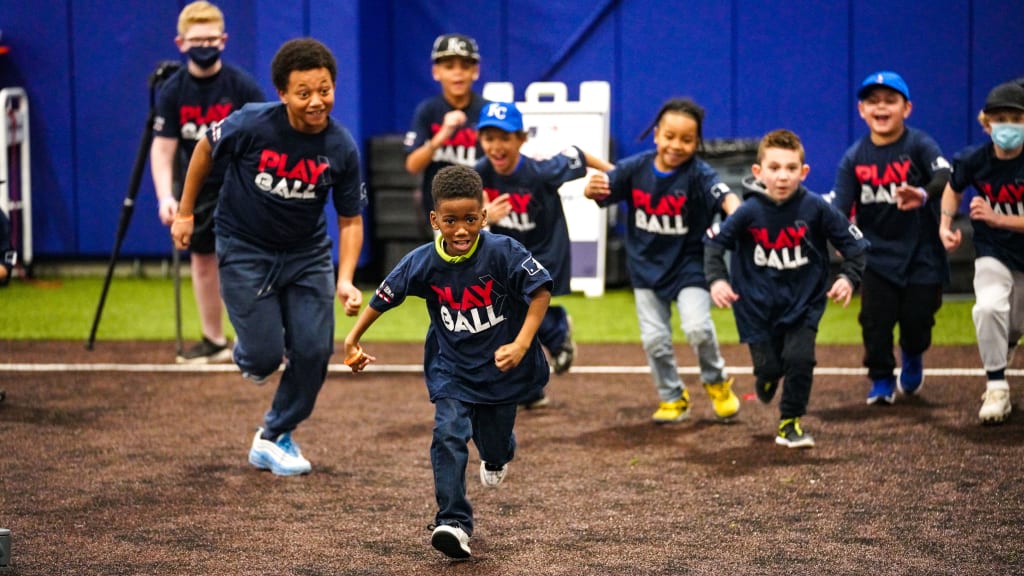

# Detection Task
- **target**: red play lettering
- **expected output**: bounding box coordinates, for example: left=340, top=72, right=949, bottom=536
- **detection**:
left=632, top=189, right=687, bottom=216
left=854, top=160, right=911, bottom=186
left=507, top=193, right=531, bottom=213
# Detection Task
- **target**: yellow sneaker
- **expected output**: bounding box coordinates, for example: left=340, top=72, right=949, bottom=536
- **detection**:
left=651, top=390, right=691, bottom=423
left=703, top=377, right=740, bottom=420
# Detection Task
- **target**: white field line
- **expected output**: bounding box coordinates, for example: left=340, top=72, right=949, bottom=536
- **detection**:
left=0, top=363, right=1018, bottom=378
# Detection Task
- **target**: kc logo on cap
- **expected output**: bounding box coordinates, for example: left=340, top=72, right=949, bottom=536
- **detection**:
left=431, top=34, right=480, bottom=62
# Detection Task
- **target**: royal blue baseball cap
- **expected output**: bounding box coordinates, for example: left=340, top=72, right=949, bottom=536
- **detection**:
left=477, top=101, right=523, bottom=132
left=857, top=71, right=910, bottom=101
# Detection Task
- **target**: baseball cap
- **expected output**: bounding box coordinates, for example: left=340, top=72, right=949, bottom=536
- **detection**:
left=431, top=33, right=480, bottom=62
left=983, top=82, right=1024, bottom=113
left=477, top=101, right=523, bottom=133
left=857, top=71, right=910, bottom=101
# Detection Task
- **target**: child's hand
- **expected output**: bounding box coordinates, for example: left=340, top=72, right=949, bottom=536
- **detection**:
left=710, top=280, right=739, bottom=308
left=440, top=110, right=467, bottom=136
left=485, top=193, right=512, bottom=224
left=584, top=173, right=611, bottom=200
left=969, top=196, right=998, bottom=226
left=343, top=342, right=375, bottom=372
left=827, top=277, right=854, bottom=307
left=336, top=280, right=362, bottom=316
left=494, top=342, right=527, bottom=372
left=939, top=226, right=962, bottom=252
left=894, top=185, right=925, bottom=211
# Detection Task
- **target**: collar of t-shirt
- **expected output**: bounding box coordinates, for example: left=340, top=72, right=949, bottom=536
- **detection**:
left=434, top=234, right=481, bottom=263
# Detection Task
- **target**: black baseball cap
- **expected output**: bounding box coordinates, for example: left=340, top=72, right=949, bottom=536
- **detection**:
left=983, top=82, right=1024, bottom=113
left=431, top=34, right=480, bottom=62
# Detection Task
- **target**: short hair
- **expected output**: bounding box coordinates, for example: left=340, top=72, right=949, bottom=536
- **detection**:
left=432, top=165, right=483, bottom=207
left=757, top=129, right=805, bottom=163
left=271, top=38, right=338, bottom=93
left=177, top=1, right=224, bottom=36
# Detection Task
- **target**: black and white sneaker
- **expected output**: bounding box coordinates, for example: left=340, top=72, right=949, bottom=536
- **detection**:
left=431, top=524, right=471, bottom=559
left=176, top=337, right=232, bottom=365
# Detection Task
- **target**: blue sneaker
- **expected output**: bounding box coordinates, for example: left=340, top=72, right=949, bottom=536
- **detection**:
left=898, top=351, right=924, bottom=396
left=248, top=428, right=312, bottom=476
left=866, top=376, right=896, bottom=405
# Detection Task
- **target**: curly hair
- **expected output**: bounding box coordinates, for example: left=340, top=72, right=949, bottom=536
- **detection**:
left=431, top=165, right=483, bottom=207
left=270, top=38, right=337, bottom=92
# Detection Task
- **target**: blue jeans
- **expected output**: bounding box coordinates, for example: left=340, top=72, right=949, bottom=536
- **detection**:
left=633, top=287, right=727, bottom=402
left=431, top=397, right=517, bottom=535
left=217, top=233, right=336, bottom=438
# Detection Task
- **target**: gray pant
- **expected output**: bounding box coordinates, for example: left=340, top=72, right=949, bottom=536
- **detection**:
left=972, top=256, right=1024, bottom=373
left=634, top=287, right=728, bottom=402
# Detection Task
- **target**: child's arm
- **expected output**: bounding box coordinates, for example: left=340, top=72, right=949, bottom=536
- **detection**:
left=170, top=136, right=214, bottom=250
left=336, top=215, right=364, bottom=316
left=704, top=241, right=738, bottom=308
left=968, top=194, right=1024, bottom=233
left=405, top=110, right=468, bottom=174
left=494, top=287, right=551, bottom=372
left=822, top=204, right=868, bottom=307
left=721, top=191, right=742, bottom=215
left=342, top=306, right=383, bottom=372
left=938, top=182, right=963, bottom=251
left=581, top=149, right=614, bottom=173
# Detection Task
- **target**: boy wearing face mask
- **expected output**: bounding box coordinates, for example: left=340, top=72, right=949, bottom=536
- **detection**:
left=150, top=1, right=265, bottom=364
left=939, top=81, right=1024, bottom=424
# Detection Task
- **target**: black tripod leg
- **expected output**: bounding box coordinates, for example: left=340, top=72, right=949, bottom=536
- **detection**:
left=86, top=113, right=154, bottom=350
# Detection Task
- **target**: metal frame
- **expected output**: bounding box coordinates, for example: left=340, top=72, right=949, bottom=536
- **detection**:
left=0, top=87, right=31, bottom=269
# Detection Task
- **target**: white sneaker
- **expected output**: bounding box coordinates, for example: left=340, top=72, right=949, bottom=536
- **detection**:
left=979, top=382, right=1012, bottom=424
left=248, top=428, right=312, bottom=475
left=431, top=524, right=471, bottom=559
left=480, top=461, right=508, bottom=487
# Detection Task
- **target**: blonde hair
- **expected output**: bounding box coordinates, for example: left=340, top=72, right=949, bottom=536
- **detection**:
left=177, top=1, right=225, bottom=36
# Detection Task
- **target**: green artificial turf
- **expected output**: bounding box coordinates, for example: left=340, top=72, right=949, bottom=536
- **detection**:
left=0, top=276, right=977, bottom=345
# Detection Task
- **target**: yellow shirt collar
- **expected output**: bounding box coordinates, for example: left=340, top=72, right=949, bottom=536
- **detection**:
left=434, top=234, right=481, bottom=263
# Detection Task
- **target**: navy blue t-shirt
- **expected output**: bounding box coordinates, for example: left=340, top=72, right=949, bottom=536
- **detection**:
left=475, top=146, right=588, bottom=296
left=949, top=143, right=1024, bottom=272
left=600, top=150, right=733, bottom=300
left=404, top=92, right=487, bottom=213
left=209, top=102, right=366, bottom=251
left=830, top=127, right=949, bottom=285
left=369, top=230, right=552, bottom=404
left=153, top=64, right=264, bottom=185
left=705, top=187, right=869, bottom=343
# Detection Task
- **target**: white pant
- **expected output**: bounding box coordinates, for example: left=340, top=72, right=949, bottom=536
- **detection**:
left=972, top=257, right=1024, bottom=373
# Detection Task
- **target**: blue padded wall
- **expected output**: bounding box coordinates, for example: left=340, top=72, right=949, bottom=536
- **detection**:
left=3, top=0, right=1024, bottom=260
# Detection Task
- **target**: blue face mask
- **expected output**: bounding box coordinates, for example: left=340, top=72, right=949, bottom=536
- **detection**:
left=186, top=46, right=221, bottom=69
left=991, top=123, right=1024, bottom=151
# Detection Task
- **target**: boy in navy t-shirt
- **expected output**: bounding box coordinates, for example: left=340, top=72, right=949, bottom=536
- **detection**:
left=475, top=101, right=613, bottom=405
left=829, top=71, right=950, bottom=405
left=344, top=165, right=552, bottom=560
left=172, top=38, right=366, bottom=476
left=404, top=34, right=492, bottom=229
left=705, top=129, right=868, bottom=448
